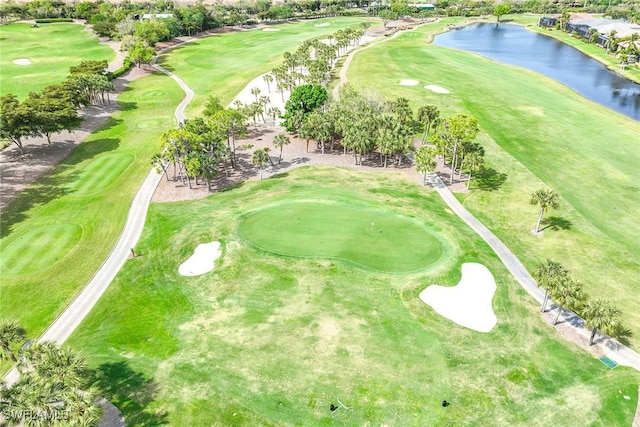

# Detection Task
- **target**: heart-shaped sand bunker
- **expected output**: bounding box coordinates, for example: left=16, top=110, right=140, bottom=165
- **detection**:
left=178, top=242, right=222, bottom=276
left=419, top=263, right=497, bottom=332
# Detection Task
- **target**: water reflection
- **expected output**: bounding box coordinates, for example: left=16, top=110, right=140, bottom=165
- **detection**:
left=434, top=23, right=640, bottom=120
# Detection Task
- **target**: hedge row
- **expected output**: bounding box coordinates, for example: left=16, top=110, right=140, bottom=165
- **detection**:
left=108, top=56, right=133, bottom=80
left=34, top=18, right=74, bottom=23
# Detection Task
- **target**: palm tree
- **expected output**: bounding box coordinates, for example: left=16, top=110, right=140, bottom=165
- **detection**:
left=464, top=147, right=484, bottom=189
left=533, top=260, right=569, bottom=312
left=263, top=73, right=274, bottom=93
left=0, top=319, right=26, bottom=362
left=549, top=276, right=585, bottom=325
left=414, top=145, right=437, bottom=184
left=530, top=188, right=560, bottom=233
left=251, top=86, right=261, bottom=103
left=417, top=105, right=439, bottom=144
left=251, top=148, right=270, bottom=179
left=273, top=134, right=290, bottom=163
left=581, top=299, right=622, bottom=345
left=605, top=30, right=618, bottom=54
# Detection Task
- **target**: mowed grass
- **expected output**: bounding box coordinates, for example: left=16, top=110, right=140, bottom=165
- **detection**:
left=159, top=17, right=373, bottom=114
left=238, top=200, right=446, bottom=272
left=0, top=73, right=182, bottom=367
left=67, top=168, right=639, bottom=425
left=346, top=21, right=640, bottom=347
left=0, top=23, right=114, bottom=99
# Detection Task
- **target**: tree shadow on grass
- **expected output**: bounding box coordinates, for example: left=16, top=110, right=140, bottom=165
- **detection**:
left=0, top=137, right=121, bottom=239
left=91, top=361, right=168, bottom=426
left=540, top=216, right=572, bottom=231
left=474, top=168, right=507, bottom=191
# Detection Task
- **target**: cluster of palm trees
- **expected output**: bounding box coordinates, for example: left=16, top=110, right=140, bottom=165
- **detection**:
left=268, top=25, right=368, bottom=97
left=0, top=320, right=100, bottom=426
left=534, top=260, right=625, bottom=345
left=152, top=96, right=248, bottom=191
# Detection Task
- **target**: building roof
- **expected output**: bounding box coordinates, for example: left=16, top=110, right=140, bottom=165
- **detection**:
left=595, top=22, right=640, bottom=38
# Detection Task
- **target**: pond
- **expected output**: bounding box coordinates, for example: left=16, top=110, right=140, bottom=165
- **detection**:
left=434, top=23, right=640, bottom=121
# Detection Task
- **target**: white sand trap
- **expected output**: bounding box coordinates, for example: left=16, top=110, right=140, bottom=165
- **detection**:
left=263, top=28, right=281, bottom=32
left=315, top=23, right=330, bottom=27
left=178, top=242, right=222, bottom=276
left=12, top=58, right=31, bottom=65
left=399, top=79, right=419, bottom=86
left=425, top=85, right=450, bottom=94
left=419, top=263, right=497, bottom=333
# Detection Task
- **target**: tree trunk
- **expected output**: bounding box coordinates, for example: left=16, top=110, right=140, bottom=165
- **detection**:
left=466, top=172, right=472, bottom=190
left=535, top=208, right=545, bottom=233
left=449, top=143, right=458, bottom=184
left=554, top=306, right=563, bottom=325
left=306, top=139, right=309, bottom=152
left=383, top=154, right=387, bottom=168
left=45, top=133, right=52, bottom=144
left=279, top=147, right=283, bottom=164
left=589, top=328, right=597, bottom=345
left=206, top=179, right=212, bottom=192
left=423, top=170, right=428, bottom=185
left=259, top=166, right=263, bottom=180
left=12, top=138, right=24, bottom=154
left=541, top=290, right=549, bottom=312
left=321, top=140, right=325, bottom=155
left=186, top=174, right=192, bottom=189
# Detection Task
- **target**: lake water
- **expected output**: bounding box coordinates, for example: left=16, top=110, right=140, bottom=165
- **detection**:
left=433, top=23, right=640, bottom=121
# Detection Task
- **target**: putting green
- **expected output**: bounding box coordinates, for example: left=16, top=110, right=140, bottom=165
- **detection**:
left=238, top=201, right=444, bottom=273
left=0, top=223, right=82, bottom=277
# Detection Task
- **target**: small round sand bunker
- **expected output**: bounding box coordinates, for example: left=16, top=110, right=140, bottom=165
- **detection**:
left=425, top=85, right=450, bottom=94
left=399, top=79, right=419, bottom=86
left=263, top=28, right=281, bottom=32
left=315, top=23, right=330, bottom=27
left=12, top=58, right=32, bottom=65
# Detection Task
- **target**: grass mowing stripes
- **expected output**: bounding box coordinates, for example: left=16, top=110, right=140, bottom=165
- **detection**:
left=345, top=20, right=640, bottom=348
left=0, top=23, right=115, bottom=99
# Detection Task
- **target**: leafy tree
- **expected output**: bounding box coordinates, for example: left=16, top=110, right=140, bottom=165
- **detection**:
left=0, top=94, right=34, bottom=154
left=432, top=114, right=479, bottom=185
left=273, top=134, right=290, bottom=164
left=533, top=260, right=569, bottom=313
left=251, top=148, right=270, bottom=179
left=549, top=276, right=585, bottom=325
left=580, top=299, right=622, bottom=345
left=493, top=4, right=511, bottom=22
left=129, top=42, right=156, bottom=68
left=0, top=319, right=26, bottom=362
left=530, top=188, right=560, bottom=233
left=134, top=20, right=170, bottom=46
left=378, top=9, right=398, bottom=27
left=414, top=145, right=437, bottom=185
left=202, top=96, right=224, bottom=118
left=25, top=91, right=82, bottom=144
left=282, top=84, right=328, bottom=132
left=69, top=60, right=108, bottom=76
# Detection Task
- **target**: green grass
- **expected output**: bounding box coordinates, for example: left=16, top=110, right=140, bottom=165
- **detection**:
left=158, top=17, right=374, bottom=114
left=0, top=23, right=115, bottom=99
left=0, top=73, right=182, bottom=363
left=67, top=167, right=640, bottom=425
left=238, top=199, right=446, bottom=273
left=346, top=21, right=640, bottom=347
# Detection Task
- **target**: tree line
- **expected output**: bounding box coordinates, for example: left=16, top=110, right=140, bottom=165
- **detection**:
left=533, top=260, right=629, bottom=346
left=0, top=60, right=114, bottom=154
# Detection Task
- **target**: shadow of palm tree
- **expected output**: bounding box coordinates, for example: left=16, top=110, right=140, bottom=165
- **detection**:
left=91, top=361, right=168, bottom=426
left=475, top=167, right=507, bottom=191
left=541, top=216, right=572, bottom=231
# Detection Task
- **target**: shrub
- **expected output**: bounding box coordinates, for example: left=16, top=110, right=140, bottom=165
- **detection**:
left=34, top=18, right=74, bottom=23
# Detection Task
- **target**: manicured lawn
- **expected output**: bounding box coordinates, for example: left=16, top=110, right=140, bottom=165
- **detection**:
left=238, top=200, right=446, bottom=273
left=346, top=21, right=640, bottom=347
left=0, top=73, right=182, bottom=360
left=158, top=17, right=372, bottom=114
left=0, top=23, right=115, bottom=99
left=67, top=167, right=639, bottom=425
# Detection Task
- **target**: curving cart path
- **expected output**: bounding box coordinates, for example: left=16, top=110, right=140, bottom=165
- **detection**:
left=2, top=50, right=194, bottom=387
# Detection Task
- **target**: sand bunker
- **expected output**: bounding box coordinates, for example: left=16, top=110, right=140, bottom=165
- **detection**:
left=12, top=58, right=31, bottom=65
left=263, top=28, right=281, bottom=32
left=425, top=85, right=450, bottom=94
left=178, top=242, right=222, bottom=276
left=419, top=263, right=497, bottom=333
left=399, top=79, right=419, bottom=86
left=315, top=23, right=330, bottom=27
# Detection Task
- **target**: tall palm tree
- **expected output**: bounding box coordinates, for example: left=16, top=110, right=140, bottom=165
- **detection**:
left=581, top=299, right=622, bottom=345
left=251, top=148, right=270, bottom=179
left=533, top=260, right=569, bottom=312
left=272, top=134, right=290, bottom=163
left=0, top=319, right=26, bottom=362
left=530, top=188, right=560, bottom=233
left=250, top=86, right=261, bottom=103
left=263, top=73, right=274, bottom=93
left=605, top=30, right=618, bottom=54
left=464, top=147, right=485, bottom=189
left=415, top=145, right=437, bottom=184
left=549, top=276, right=585, bottom=325
left=417, top=105, right=439, bottom=144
